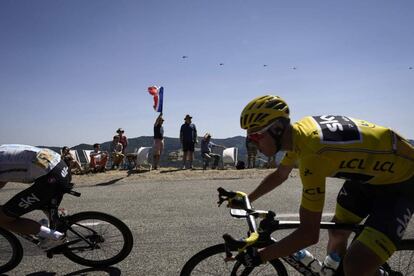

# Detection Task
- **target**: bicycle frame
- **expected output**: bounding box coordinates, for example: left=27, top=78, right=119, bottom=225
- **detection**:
left=14, top=187, right=98, bottom=256
left=273, top=220, right=363, bottom=275
left=229, top=212, right=364, bottom=275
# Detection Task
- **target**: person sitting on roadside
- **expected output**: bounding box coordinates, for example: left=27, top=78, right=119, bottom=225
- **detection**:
left=89, top=143, right=108, bottom=173
left=201, top=133, right=225, bottom=169
left=110, top=136, right=124, bottom=169
left=61, top=146, right=83, bottom=174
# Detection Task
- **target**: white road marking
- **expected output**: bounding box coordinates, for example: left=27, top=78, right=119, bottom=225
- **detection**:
left=277, top=212, right=335, bottom=218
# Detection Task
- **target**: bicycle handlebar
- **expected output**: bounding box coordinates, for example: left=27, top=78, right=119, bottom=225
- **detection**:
left=217, top=187, right=261, bottom=252
left=64, top=183, right=81, bottom=197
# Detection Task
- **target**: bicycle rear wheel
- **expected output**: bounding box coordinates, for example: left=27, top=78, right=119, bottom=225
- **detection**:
left=62, top=211, right=133, bottom=267
left=382, top=239, right=414, bottom=276
left=180, top=243, right=288, bottom=276
left=0, top=228, right=23, bottom=274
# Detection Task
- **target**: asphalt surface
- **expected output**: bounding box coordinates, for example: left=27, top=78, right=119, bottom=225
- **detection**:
left=0, top=174, right=413, bottom=275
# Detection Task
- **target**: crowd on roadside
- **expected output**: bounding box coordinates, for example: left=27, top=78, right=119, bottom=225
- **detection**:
left=61, top=113, right=277, bottom=175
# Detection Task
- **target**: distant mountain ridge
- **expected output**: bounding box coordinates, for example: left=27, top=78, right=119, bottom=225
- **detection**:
left=40, top=137, right=414, bottom=167
left=41, top=136, right=260, bottom=167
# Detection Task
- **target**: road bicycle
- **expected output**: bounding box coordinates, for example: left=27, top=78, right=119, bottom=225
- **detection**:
left=0, top=184, right=134, bottom=274
left=180, top=187, right=414, bottom=275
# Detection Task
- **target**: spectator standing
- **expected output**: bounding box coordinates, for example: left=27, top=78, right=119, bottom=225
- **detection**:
left=245, top=137, right=258, bottom=168
left=89, top=143, right=108, bottom=173
left=180, top=114, right=197, bottom=169
left=201, top=133, right=225, bottom=169
left=61, top=146, right=83, bottom=174
left=153, top=114, right=164, bottom=170
left=110, top=136, right=124, bottom=169
left=116, top=128, right=128, bottom=154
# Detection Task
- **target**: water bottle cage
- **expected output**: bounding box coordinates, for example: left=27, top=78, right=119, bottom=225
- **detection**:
left=307, top=259, right=319, bottom=269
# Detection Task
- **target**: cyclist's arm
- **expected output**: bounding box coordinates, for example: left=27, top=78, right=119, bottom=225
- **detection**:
left=0, top=182, right=7, bottom=189
left=248, top=164, right=293, bottom=202
left=259, top=206, right=322, bottom=262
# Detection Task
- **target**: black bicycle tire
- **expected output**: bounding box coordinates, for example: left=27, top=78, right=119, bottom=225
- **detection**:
left=62, top=211, right=133, bottom=268
left=0, top=228, right=23, bottom=274
left=180, top=243, right=288, bottom=276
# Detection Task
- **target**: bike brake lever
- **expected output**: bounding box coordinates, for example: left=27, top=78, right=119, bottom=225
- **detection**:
left=217, top=196, right=227, bottom=207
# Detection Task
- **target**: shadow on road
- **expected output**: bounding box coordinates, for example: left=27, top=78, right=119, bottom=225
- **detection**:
left=94, top=177, right=124, bottom=186
left=20, top=266, right=121, bottom=276
left=159, top=168, right=182, bottom=173
left=126, top=169, right=151, bottom=176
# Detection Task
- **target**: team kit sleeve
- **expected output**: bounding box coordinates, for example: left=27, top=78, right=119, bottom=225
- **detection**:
left=299, top=155, right=330, bottom=212
left=280, top=151, right=297, bottom=167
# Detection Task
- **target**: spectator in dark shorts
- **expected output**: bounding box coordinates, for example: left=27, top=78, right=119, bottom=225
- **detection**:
left=153, top=114, right=164, bottom=170
left=116, top=128, right=128, bottom=154
left=180, top=114, right=197, bottom=169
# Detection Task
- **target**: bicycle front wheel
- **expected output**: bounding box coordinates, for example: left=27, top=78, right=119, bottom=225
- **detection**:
left=382, top=239, right=414, bottom=276
left=62, top=211, right=133, bottom=268
left=0, top=228, right=23, bottom=274
left=180, top=243, right=288, bottom=276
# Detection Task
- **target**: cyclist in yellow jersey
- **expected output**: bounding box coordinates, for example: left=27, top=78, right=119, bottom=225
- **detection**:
left=237, top=95, right=414, bottom=276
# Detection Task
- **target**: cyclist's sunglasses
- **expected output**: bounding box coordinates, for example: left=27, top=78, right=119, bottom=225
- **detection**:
left=247, top=132, right=265, bottom=144
left=247, top=121, right=278, bottom=144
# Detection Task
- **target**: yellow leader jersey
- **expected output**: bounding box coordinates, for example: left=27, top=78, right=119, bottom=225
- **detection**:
left=281, top=115, right=414, bottom=212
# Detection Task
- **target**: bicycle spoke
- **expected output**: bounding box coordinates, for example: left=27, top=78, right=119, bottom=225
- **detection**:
left=63, top=212, right=132, bottom=266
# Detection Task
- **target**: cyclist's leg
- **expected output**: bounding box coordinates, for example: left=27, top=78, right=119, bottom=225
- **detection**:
left=343, top=240, right=383, bottom=276
left=328, top=181, right=369, bottom=257
left=345, top=185, right=414, bottom=275
left=0, top=208, right=40, bottom=235
left=0, top=181, right=56, bottom=235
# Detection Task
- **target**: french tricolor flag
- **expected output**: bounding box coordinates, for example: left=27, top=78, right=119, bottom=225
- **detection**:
left=148, top=86, right=164, bottom=113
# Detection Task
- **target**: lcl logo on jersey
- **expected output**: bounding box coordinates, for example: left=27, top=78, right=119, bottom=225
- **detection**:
left=339, top=159, right=395, bottom=173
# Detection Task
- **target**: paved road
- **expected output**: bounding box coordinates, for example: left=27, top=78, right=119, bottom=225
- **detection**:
left=0, top=175, right=412, bottom=275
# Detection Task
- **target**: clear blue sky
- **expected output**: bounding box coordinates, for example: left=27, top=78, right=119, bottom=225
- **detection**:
left=1, top=0, right=413, bottom=147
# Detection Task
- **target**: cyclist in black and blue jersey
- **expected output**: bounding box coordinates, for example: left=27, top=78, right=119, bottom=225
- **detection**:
left=0, top=144, right=71, bottom=250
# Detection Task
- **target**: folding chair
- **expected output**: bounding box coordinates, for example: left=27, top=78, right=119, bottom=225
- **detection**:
left=69, top=150, right=80, bottom=164
left=222, top=147, right=238, bottom=168
left=126, top=147, right=152, bottom=170
left=136, top=147, right=152, bottom=170
left=82, top=150, right=92, bottom=164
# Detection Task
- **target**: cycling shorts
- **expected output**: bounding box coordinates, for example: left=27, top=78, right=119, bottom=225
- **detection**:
left=2, top=161, right=72, bottom=218
left=335, top=178, right=414, bottom=262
